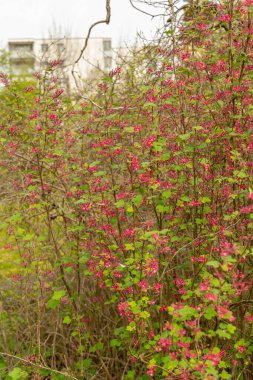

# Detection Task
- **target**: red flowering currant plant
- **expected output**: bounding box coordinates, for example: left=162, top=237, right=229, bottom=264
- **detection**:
left=0, top=1, right=252, bottom=379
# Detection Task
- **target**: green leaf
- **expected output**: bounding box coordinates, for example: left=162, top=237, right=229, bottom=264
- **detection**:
left=206, top=260, right=220, bottom=268
left=156, top=205, right=169, bottom=213
left=82, top=358, right=92, bottom=369
left=165, top=29, right=174, bottom=35
left=63, top=316, right=72, bottom=324
left=140, top=311, right=150, bottom=319
left=23, top=233, right=35, bottom=241
left=179, top=133, right=191, bottom=140
left=0, top=358, right=6, bottom=369
left=52, top=290, right=66, bottom=300
left=8, top=367, right=26, bottom=380
left=89, top=345, right=96, bottom=353
left=90, top=160, right=100, bottom=167
left=162, top=190, right=172, bottom=199
left=124, top=243, right=135, bottom=251
left=161, top=152, right=170, bottom=160
left=204, top=305, right=217, bottom=320
left=220, top=370, right=232, bottom=379
left=51, top=374, right=66, bottom=380
left=132, top=195, right=143, bottom=206
left=193, top=125, right=204, bottom=131
left=238, top=171, right=247, bottom=179
left=96, top=341, right=104, bottom=351
left=125, top=127, right=134, bottom=133
left=200, top=197, right=211, bottom=203
left=216, top=329, right=231, bottom=339
left=178, top=306, right=198, bottom=319
left=0, top=223, right=8, bottom=230
left=9, top=213, right=22, bottom=222
left=125, top=370, right=136, bottom=380
left=152, top=142, right=163, bottom=152
left=47, top=299, right=60, bottom=309
left=93, top=171, right=107, bottom=177
left=115, top=199, right=125, bottom=208
left=226, top=324, right=236, bottom=334
left=180, top=195, right=190, bottom=202
left=110, top=339, right=121, bottom=348
left=163, top=360, right=178, bottom=370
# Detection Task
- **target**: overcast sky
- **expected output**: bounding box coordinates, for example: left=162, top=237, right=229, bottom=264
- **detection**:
left=0, top=0, right=164, bottom=48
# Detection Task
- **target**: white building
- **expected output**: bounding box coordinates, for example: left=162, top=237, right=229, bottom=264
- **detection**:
left=8, top=37, right=113, bottom=91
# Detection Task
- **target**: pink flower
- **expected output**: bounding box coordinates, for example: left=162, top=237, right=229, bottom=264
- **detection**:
left=190, top=200, right=201, bottom=206
left=133, top=125, right=141, bottom=132
left=194, top=61, right=207, bottom=70
left=137, top=280, right=149, bottom=290
left=238, top=346, right=246, bottom=353
left=117, top=193, right=125, bottom=200
left=153, top=283, right=162, bottom=294
left=239, top=205, right=253, bottom=214
left=50, top=60, right=61, bottom=67
left=220, top=242, right=235, bottom=257
left=81, top=203, right=91, bottom=211
left=248, top=192, right=253, bottom=200
left=219, top=15, right=232, bottom=22
left=46, top=128, right=55, bottom=134
left=131, top=156, right=139, bottom=171
left=157, top=338, right=172, bottom=352
left=122, top=228, right=135, bottom=236
left=206, top=293, right=217, bottom=301
left=147, top=366, right=156, bottom=377
left=147, top=96, right=156, bottom=103
left=204, top=351, right=221, bottom=366
left=197, top=23, right=207, bottom=30
left=49, top=113, right=57, bottom=121
left=52, top=89, right=64, bottom=99
left=118, top=302, right=131, bottom=317
left=181, top=52, right=190, bottom=60
left=199, top=282, right=209, bottom=292
left=175, top=278, right=186, bottom=287
left=110, top=67, right=121, bottom=77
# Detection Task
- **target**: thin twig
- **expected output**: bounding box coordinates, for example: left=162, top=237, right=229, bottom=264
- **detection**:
left=129, top=0, right=156, bottom=18
left=71, top=0, right=111, bottom=93
left=75, top=0, right=111, bottom=65
left=0, top=352, right=80, bottom=380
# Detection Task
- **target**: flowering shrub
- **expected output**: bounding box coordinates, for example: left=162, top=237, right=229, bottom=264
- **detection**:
left=0, top=1, right=253, bottom=379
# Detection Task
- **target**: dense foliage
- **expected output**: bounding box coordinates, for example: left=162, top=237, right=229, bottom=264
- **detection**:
left=0, top=1, right=252, bottom=379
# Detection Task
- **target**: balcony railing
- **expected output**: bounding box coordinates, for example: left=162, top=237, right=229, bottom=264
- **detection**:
left=9, top=50, right=35, bottom=60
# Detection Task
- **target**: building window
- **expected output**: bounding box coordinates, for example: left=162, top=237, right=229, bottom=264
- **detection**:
left=104, top=57, right=112, bottom=70
left=41, top=44, right=48, bottom=53
left=9, top=43, right=33, bottom=54
left=12, top=62, right=34, bottom=75
left=57, top=43, right=65, bottom=53
left=103, top=40, right=111, bottom=51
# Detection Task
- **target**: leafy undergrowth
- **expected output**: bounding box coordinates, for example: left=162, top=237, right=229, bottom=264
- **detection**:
left=0, top=231, right=19, bottom=274
left=0, top=1, right=253, bottom=379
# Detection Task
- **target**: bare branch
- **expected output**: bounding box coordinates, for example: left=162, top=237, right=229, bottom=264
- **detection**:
left=129, top=0, right=156, bottom=18
left=0, top=352, right=80, bottom=380
left=75, top=0, right=111, bottom=64
left=71, top=0, right=111, bottom=93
